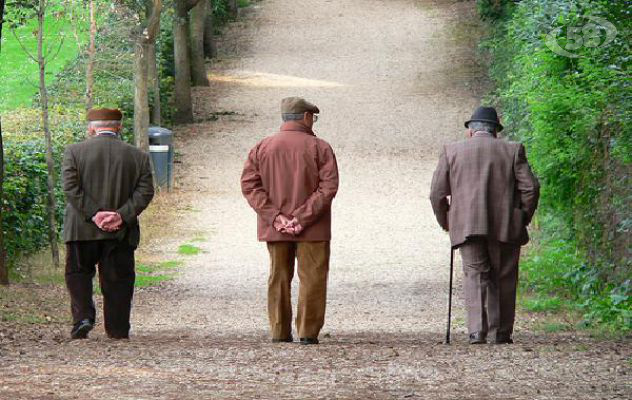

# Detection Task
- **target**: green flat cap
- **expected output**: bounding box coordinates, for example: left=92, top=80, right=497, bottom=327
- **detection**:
left=281, top=97, right=320, bottom=114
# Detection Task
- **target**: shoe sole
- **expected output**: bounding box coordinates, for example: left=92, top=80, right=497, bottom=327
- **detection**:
left=71, top=324, right=93, bottom=340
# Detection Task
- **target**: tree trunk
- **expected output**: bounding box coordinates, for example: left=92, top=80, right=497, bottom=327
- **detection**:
left=173, top=0, right=196, bottom=124
left=148, top=40, right=161, bottom=126
left=0, top=0, right=8, bottom=284
left=134, top=40, right=151, bottom=152
left=0, top=115, right=6, bottom=285
left=37, top=0, right=60, bottom=269
left=228, top=0, right=238, bottom=19
left=133, top=0, right=163, bottom=149
left=190, top=0, right=209, bottom=86
left=85, top=0, right=97, bottom=110
left=203, top=0, right=217, bottom=59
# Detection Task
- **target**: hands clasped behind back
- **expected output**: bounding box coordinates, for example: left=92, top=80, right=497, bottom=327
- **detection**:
left=92, top=211, right=123, bottom=232
left=273, top=214, right=304, bottom=236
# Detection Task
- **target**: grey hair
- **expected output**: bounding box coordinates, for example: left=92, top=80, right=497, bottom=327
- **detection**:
left=468, top=121, right=497, bottom=135
left=282, top=113, right=305, bottom=122
left=89, top=120, right=122, bottom=129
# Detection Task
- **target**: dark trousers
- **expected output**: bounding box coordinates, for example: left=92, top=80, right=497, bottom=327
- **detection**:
left=459, top=237, right=521, bottom=338
left=65, top=240, right=136, bottom=337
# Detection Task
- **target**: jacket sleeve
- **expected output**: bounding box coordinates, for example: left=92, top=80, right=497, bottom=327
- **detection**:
left=116, top=152, right=155, bottom=225
left=514, top=144, right=540, bottom=224
left=429, top=146, right=451, bottom=231
left=62, top=146, right=101, bottom=222
left=241, top=144, right=281, bottom=225
left=291, top=144, right=339, bottom=228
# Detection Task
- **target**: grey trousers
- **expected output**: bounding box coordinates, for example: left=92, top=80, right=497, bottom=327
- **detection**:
left=459, top=237, right=521, bottom=338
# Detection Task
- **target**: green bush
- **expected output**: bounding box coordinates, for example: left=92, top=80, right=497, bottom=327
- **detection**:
left=478, top=0, right=631, bottom=331
left=3, top=139, right=66, bottom=264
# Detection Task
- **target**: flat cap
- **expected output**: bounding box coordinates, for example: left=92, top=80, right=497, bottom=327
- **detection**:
left=281, top=97, right=320, bottom=114
left=87, top=108, right=123, bottom=121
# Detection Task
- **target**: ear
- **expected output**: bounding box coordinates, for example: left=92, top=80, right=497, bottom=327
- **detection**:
left=466, top=128, right=473, bottom=138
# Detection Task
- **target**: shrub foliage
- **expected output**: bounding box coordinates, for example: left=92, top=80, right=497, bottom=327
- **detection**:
left=478, top=0, right=630, bottom=329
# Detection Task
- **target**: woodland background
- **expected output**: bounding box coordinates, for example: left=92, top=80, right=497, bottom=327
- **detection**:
left=0, top=0, right=629, bottom=332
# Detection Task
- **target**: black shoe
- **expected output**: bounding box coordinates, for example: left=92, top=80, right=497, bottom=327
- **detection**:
left=70, top=319, right=94, bottom=340
left=468, top=332, right=487, bottom=344
left=299, top=337, right=319, bottom=345
left=271, top=336, right=293, bottom=343
left=495, top=333, right=513, bottom=344
left=107, top=333, right=130, bottom=340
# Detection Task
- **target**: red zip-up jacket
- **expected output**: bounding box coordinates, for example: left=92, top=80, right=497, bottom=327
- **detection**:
left=241, top=121, right=339, bottom=242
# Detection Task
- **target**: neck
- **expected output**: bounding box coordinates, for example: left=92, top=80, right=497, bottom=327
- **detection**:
left=94, top=130, right=118, bottom=137
left=472, top=131, right=494, bottom=138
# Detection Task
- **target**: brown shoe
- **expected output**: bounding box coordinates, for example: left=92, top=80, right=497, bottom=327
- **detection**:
left=468, top=332, right=487, bottom=344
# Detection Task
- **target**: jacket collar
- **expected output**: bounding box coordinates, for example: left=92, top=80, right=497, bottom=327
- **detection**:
left=472, top=131, right=495, bottom=138
left=279, top=121, right=315, bottom=136
left=92, top=130, right=119, bottom=138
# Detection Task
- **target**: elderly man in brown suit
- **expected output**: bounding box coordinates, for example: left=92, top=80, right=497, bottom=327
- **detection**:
left=430, top=106, right=540, bottom=345
left=62, top=109, right=154, bottom=340
left=241, top=97, right=339, bottom=345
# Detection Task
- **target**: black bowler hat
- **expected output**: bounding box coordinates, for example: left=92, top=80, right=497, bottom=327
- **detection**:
left=464, top=106, right=504, bottom=132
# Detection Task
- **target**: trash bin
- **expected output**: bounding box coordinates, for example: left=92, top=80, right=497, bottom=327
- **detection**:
left=148, top=127, right=174, bottom=190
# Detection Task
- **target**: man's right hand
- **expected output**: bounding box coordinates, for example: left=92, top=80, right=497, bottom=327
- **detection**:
left=273, top=214, right=303, bottom=236
left=92, top=211, right=123, bottom=232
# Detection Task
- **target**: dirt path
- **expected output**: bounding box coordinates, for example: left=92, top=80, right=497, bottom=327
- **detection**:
left=1, top=1, right=630, bottom=399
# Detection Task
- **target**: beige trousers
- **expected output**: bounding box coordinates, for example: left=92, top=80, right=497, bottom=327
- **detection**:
left=266, top=241, right=330, bottom=340
left=459, top=237, right=521, bottom=338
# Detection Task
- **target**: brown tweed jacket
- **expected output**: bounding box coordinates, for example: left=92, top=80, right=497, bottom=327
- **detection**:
left=430, top=134, right=540, bottom=247
left=62, top=135, right=154, bottom=248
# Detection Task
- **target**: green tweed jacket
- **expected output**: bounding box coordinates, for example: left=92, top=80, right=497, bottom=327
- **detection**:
left=62, top=135, right=154, bottom=248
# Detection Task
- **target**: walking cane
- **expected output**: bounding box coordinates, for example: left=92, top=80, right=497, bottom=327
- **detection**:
left=445, top=246, right=455, bottom=344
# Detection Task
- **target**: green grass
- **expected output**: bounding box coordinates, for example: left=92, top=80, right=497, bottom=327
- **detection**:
left=178, top=244, right=202, bottom=256
left=535, top=322, right=572, bottom=333
left=522, top=295, right=563, bottom=313
left=0, top=14, right=90, bottom=112
left=0, top=311, right=48, bottom=324
left=160, top=260, right=183, bottom=269
left=95, top=259, right=184, bottom=293
left=135, top=274, right=171, bottom=288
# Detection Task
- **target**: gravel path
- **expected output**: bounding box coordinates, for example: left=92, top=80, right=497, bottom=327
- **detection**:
left=1, top=1, right=629, bottom=399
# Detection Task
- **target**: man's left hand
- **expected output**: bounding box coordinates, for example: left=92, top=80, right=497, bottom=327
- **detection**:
left=93, top=211, right=123, bottom=232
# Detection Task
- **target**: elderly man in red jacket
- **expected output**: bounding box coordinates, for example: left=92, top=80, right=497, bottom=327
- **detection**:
left=241, top=97, right=339, bottom=345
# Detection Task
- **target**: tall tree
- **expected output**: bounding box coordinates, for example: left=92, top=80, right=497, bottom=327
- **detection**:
left=190, top=0, right=209, bottom=86
left=36, top=0, right=60, bottom=268
left=8, top=0, right=65, bottom=268
left=131, top=0, right=162, bottom=150
left=0, top=0, right=8, bottom=284
left=147, top=13, right=161, bottom=126
left=85, top=0, right=97, bottom=110
left=173, top=0, right=202, bottom=124
left=203, top=0, right=216, bottom=59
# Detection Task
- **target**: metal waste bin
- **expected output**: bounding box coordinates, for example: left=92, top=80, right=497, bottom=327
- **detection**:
left=148, top=127, right=174, bottom=190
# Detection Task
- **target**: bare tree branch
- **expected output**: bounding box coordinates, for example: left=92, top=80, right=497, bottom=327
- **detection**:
left=11, top=28, right=38, bottom=62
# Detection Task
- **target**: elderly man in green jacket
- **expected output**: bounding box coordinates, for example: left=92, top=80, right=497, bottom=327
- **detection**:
left=62, top=108, right=154, bottom=340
